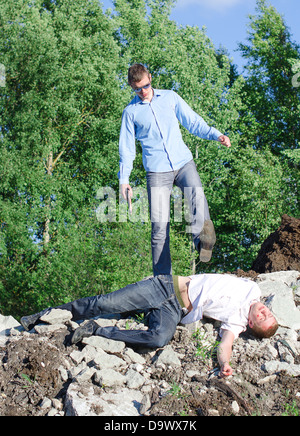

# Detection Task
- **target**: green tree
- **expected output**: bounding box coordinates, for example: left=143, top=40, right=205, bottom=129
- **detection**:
left=0, top=0, right=127, bottom=316
left=239, top=0, right=300, bottom=154
left=237, top=0, right=299, bottom=231
left=110, top=0, right=291, bottom=271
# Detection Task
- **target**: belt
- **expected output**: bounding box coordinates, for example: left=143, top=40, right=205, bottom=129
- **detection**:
left=172, top=275, right=185, bottom=308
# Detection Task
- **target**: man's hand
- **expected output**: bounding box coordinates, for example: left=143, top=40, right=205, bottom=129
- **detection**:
left=120, top=184, right=133, bottom=200
left=218, top=135, right=231, bottom=148
left=220, top=362, right=233, bottom=378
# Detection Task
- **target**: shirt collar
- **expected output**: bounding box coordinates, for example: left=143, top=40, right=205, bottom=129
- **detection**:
left=135, top=88, right=161, bottom=105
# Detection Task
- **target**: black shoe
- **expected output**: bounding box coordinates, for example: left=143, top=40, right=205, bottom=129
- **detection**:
left=199, top=220, right=216, bottom=262
left=20, top=308, right=51, bottom=331
left=71, top=320, right=99, bottom=344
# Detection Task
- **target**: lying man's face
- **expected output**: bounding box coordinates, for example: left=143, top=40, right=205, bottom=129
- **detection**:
left=248, top=302, right=278, bottom=334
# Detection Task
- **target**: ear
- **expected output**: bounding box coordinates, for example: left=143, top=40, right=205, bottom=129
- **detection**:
left=248, top=303, right=256, bottom=329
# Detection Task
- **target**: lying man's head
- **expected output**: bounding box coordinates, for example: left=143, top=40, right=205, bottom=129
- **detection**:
left=248, top=302, right=279, bottom=339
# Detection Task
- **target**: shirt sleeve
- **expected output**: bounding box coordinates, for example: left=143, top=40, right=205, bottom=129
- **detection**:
left=118, top=109, right=136, bottom=184
left=173, top=92, right=223, bottom=141
left=219, top=323, right=245, bottom=340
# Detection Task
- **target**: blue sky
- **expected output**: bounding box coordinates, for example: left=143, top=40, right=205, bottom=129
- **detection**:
left=100, top=0, right=300, bottom=72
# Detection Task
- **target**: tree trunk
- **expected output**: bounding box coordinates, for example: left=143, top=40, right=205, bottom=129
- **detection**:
left=43, top=151, right=53, bottom=247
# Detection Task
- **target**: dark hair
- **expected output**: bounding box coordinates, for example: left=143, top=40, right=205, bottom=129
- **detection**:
left=128, top=64, right=150, bottom=85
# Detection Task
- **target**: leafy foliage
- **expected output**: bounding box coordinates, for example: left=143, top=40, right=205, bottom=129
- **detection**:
left=0, top=0, right=298, bottom=317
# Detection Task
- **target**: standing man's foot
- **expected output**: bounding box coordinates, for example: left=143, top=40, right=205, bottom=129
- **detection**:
left=198, top=220, right=216, bottom=262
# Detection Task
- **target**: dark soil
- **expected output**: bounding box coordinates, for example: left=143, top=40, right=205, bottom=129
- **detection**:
left=252, top=215, right=300, bottom=273
left=149, top=372, right=300, bottom=417
left=0, top=331, right=73, bottom=416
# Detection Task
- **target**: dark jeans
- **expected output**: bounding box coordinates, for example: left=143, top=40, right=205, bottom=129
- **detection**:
left=58, top=275, right=183, bottom=348
left=147, top=159, right=210, bottom=276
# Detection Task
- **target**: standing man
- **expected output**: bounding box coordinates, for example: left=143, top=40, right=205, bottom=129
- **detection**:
left=119, top=64, right=231, bottom=276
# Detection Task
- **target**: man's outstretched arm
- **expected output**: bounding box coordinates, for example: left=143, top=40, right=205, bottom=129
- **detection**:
left=218, top=135, right=231, bottom=148
left=217, top=330, right=235, bottom=378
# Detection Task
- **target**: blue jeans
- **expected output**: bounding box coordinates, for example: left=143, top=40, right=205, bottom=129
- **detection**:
left=58, top=275, right=183, bottom=348
left=147, top=159, right=210, bottom=276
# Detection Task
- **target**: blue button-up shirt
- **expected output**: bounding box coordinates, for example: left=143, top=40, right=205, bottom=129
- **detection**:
left=118, top=89, right=223, bottom=184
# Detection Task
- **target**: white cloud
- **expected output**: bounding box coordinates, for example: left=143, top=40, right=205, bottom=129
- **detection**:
left=176, top=0, right=242, bottom=12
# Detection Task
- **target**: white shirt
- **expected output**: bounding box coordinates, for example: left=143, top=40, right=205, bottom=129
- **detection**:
left=181, top=274, right=261, bottom=339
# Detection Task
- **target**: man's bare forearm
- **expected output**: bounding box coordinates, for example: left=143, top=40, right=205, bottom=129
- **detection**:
left=218, top=330, right=234, bottom=377
left=217, top=344, right=231, bottom=367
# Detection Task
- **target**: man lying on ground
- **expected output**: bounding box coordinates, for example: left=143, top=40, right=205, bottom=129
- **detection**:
left=21, top=274, right=278, bottom=378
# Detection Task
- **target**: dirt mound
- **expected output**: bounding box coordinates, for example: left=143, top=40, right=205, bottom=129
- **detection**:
left=0, top=332, right=70, bottom=416
left=252, top=215, right=300, bottom=273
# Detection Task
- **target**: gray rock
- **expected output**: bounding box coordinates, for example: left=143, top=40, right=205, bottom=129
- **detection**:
left=73, top=367, right=96, bottom=383
left=231, top=401, right=240, bottom=414
left=123, top=347, right=146, bottom=365
left=154, top=345, right=181, bottom=367
left=257, top=271, right=300, bottom=287
left=0, top=314, right=20, bottom=334
left=126, top=368, right=145, bottom=389
left=58, top=365, right=69, bottom=383
left=262, top=361, right=300, bottom=377
left=40, top=308, right=72, bottom=325
left=82, top=336, right=125, bottom=354
left=65, top=383, right=143, bottom=416
left=92, top=350, right=126, bottom=370
left=47, top=408, right=59, bottom=416
left=34, top=324, right=67, bottom=334
left=40, top=397, right=52, bottom=409
left=0, top=314, right=22, bottom=345
left=140, top=394, right=151, bottom=415
left=257, top=272, right=300, bottom=330
left=68, top=362, right=87, bottom=380
left=94, top=318, right=117, bottom=328
left=94, top=368, right=127, bottom=388
left=70, top=349, right=86, bottom=365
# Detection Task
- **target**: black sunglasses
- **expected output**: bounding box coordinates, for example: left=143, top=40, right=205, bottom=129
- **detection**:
left=134, top=83, right=151, bottom=93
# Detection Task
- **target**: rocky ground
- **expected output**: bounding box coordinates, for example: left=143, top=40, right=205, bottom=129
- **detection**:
left=0, top=216, right=299, bottom=417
